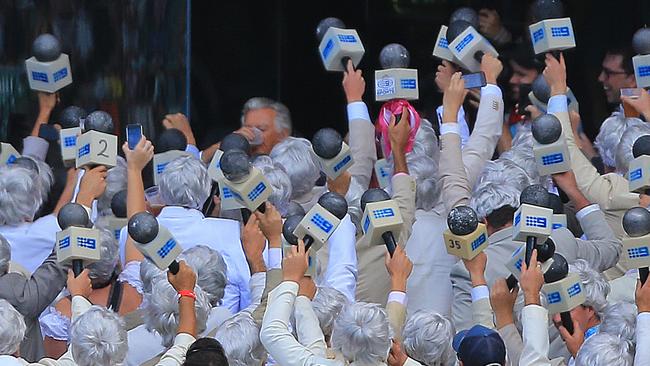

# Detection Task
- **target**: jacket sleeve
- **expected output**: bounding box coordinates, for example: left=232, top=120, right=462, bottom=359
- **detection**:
left=346, top=102, right=376, bottom=190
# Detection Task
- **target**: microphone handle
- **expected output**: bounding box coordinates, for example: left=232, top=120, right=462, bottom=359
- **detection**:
left=473, top=50, right=485, bottom=62
left=341, top=56, right=354, bottom=71
left=506, top=274, right=519, bottom=290
left=641, top=267, right=649, bottom=285
left=202, top=181, right=220, bottom=216
left=256, top=202, right=266, bottom=214
left=525, top=236, right=537, bottom=268
left=303, top=235, right=315, bottom=252
left=168, top=260, right=180, bottom=275
left=382, top=231, right=397, bottom=257
left=72, top=259, right=83, bottom=277
left=241, top=208, right=252, bottom=224
left=560, top=311, right=574, bottom=334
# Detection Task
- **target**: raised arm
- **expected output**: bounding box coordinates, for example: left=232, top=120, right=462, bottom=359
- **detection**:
left=321, top=214, right=358, bottom=302
left=635, top=279, right=650, bottom=366
left=389, top=112, right=417, bottom=243
left=295, top=276, right=328, bottom=356
left=462, top=252, right=495, bottom=329
left=491, top=278, right=524, bottom=365
left=384, top=245, right=413, bottom=342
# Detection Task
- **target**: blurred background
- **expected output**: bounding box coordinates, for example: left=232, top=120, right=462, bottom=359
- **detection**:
left=1, top=0, right=649, bottom=150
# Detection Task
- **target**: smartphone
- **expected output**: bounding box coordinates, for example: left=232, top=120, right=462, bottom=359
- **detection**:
left=126, top=124, right=143, bottom=150
left=38, top=124, right=59, bottom=142
left=518, top=84, right=533, bottom=116
left=462, top=72, right=487, bottom=89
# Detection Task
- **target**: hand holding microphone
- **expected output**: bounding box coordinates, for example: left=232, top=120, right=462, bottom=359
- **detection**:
left=56, top=203, right=101, bottom=277
left=316, top=17, right=365, bottom=72
left=128, top=212, right=183, bottom=274
left=360, top=189, right=404, bottom=256
left=444, top=205, right=489, bottom=260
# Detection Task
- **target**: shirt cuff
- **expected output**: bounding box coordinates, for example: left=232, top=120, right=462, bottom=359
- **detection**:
left=22, top=136, right=49, bottom=161
left=638, top=312, right=650, bottom=321
left=547, top=95, right=569, bottom=114
left=575, top=204, right=600, bottom=221
left=440, top=123, right=460, bottom=135
left=388, top=291, right=407, bottom=306
left=185, top=144, right=200, bottom=159
left=471, top=285, right=490, bottom=302
left=481, top=84, right=502, bottom=98
left=347, top=101, right=371, bottom=122
left=268, top=248, right=283, bottom=270
left=173, top=333, right=197, bottom=347
left=393, top=172, right=409, bottom=178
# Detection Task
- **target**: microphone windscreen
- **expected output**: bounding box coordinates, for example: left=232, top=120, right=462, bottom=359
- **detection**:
left=446, top=20, right=472, bottom=44
left=312, top=128, right=343, bottom=159
left=32, top=33, right=62, bottom=62
left=379, top=43, right=410, bottom=69
left=447, top=205, right=479, bottom=236
left=543, top=252, right=568, bottom=283
left=531, top=0, right=565, bottom=22
left=282, top=214, right=303, bottom=245
left=220, top=149, right=251, bottom=182
left=316, top=17, right=346, bottom=42
left=532, top=74, right=551, bottom=103
left=632, top=135, right=650, bottom=158
left=531, top=114, right=562, bottom=144
left=360, top=188, right=391, bottom=213
left=157, top=129, right=187, bottom=153
left=221, top=133, right=251, bottom=154
left=520, top=184, right=552, bottom=208
left=318, top=192, right=348, bottom=220
left=449, top=7, right=479, bottom=29
left=59, top=106, right=88, bottom=129
left=548, top=194, right=564, bottom=214
left=111, top=190, right=128, bottom=218
left=622, top=207, right=650, bottom=237
left=537, top=237, right=556, bottom=262
left=633, top=28, right=650, bottom=55
left=128, top=212, right=159, bottom=244
left=84, top=111, right=114, bottom=133
left=58, top=203, right=91, bottom=229
left=284, top=202, right=306, bottom=218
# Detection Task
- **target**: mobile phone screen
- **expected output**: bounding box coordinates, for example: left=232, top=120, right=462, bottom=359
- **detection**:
left=126, top=124, right=143, bottom=150
left=462, top=72, right=487, bottom=89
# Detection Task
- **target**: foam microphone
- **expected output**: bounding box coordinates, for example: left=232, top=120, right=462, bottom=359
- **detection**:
left=541, top=253, right=586, bottom=334
left=375, top=44, right=419, bottom=102
left=284, top=202, right=306, bottom=218
left=153, top=129, right=192, bottom=185
left=445, top=20, right=499, bottom=73
left=316, top=17, right=365, bottom=72
left=632, top=27, right=650, bottom=88
left=289, top=192, right=348, bottom=253
left=628, top=135, right=650, bottom=194
left=56, top=203, right=100, bottom=277
left=443, top=206, right=489, bottom=260
left=104, top=190, right=128, bottom=240
left=220, top=149, right=273, bottom=213
left=549, top=193, right=567, bottom=230
left=311, top=128, right=354, bottom=180
left=360, top=189, right=404, bottom=256
left=206, top=133, right=251, bottom=211
left=0, top=143, right=20, bottom=166
left=621, top=207, right=650, bottom=284
left=528, top=0, right=576, bottom=56
left=24, top=33, right=72, bottom=93
left=505, top=237, right=556, bottom=289
left=513, top=185, right=553, bottom=266
left=76, top=111, right=117, bottom=168
left=128, top=212, right=182, bottom=274
left=450, top=7, right=479, bottom=28
left=531, top=114, right=571, bottom=175
left=432, top=7, right=478, bottom=63
left=528, top=74, right=579, bottom=114
left=58, top=106, right=87, bottom=167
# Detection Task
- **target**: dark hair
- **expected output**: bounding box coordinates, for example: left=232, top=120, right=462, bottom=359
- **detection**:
left=184, top=338, right=229, bottom=366
left=507, top=44, right=542, bottom=72
left=485, top=205, right=517, bottom=230
left=605, top=46, right=635, bottom=75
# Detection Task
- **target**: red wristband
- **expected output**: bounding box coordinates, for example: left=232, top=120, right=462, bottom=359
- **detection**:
left=177, top=290, right=196, bottom=301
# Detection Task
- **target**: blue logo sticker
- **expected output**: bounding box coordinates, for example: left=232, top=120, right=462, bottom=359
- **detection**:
left=333, top=155, right=352, bottom=172
left=322, top=39, right=334, bottom=60
left=551, top=26, right=570, bottom=38
left=542, top=153, right=564, bottom=165
left=438, top=37, right=448, bottom=49
left=379, top=166, right=389, bottom=178
left=78, top=144, right=90, bottom=158
left=77, top=237, right=96, bottom=249
left=363, top=215, right=370, bottom=233
left=630, top=168, right=643, bottom=181
left=337, top=34, right=357, bottom=43
left=64, top=136, right=77, bottom=148
left=547, top=291, right=561, bottom=304
left=526, top=216, right=547, bottom=228
left=6, top=155, right=17, bottom=164
left=222, top=187, right=234, bottom=199
left=628, top=247, right=650, bottom=259
left=514, top=212, right=521, bottom=226
left=514, top=258, right=523, bottom=271
left=372, top=208, right=395, bottom=219
left=248, top=182, right=267, bottom=201
left=31, top=71, right=48, bottom=82
left=568, top=283, right=582, bottom=297
left=552, top=223, right=563, bottom=229
left=532, top=28, right=545, bottom=43
left=400, top=79, right=417, bottom=89
left=53, top=67, right=68, bottom=82
left=156, top=162, right=170, bottom=175
left=454, top=33, right=474, bottom=53
left=471, top=233, right=486, bottom=251
left=59, top=236, right=71, bottom=249
left=114, top=229, right=121, bottom=240
left=157, top=239, right=177, bottom=258
left=639, top=66, right=650, bottom=78
left=311, top=213, right=333, bottom=233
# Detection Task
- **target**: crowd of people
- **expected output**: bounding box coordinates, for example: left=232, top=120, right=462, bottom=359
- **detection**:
left=2, top=4, right=650, bottom=366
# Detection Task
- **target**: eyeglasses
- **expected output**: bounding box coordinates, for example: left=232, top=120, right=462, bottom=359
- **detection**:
left=601, top=67, right=628, bottom=78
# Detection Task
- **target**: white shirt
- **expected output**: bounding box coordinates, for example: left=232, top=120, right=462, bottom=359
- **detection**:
left=0, top=215, right=59, bottom=273
left=119, top=206, right=251, bottom=313
left=635, top=312, right=650, bottom=366
left=318, top=214, right=358, bottom=303
left=405, top=209, right=458, bottom=316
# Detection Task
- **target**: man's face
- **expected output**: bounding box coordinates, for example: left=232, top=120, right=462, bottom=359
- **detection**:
left=509, top=60, right=539, bottom=101
left=567, top=305, right=597, bottom=332
left=243, top=108, right=288, bottom=155
left=598, top=54, right=637, bottom=104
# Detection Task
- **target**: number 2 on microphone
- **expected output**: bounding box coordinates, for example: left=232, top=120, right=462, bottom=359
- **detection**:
left=448, top=240, right=461, bottom=250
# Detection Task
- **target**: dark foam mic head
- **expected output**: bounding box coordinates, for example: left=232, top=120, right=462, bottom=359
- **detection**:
left=318, top=192, right=348, bottom=220
left=633, top=28, right=650, bottom=55
left=282, top=214, right=303, bottom=245
left=221, top=133, right=251, bottom=154
left=284, top=202, right=306, bottom=218
left=360, top=188, right=391, bottom=212
left=84, top=111, right=114, bottom=133
left=32, top=33, right=62, bottom=62
left=59, top=106, right=88, bottom=129
left=532, top=114, right=562, bottom=144
left=537, top=237, right=557, bottom=262
left=446, top=20, right=472, bottom=44
left=157, top=129, right=187, bottom=153
left=548, top=194, right=564, bottom=214
left=111, top=190, right=128, bottom=218
left=632, top=135, right=650, bottom=158
left=532, top=74, right=551, bottom=103
left=220, top=149, right=251, bottom=182
left=450, top=7, right=479, bottom=29
left=12, top=157, right=39, bottom=174
left=58, top=203, right=91, bottom=229
left=315, top=171, right=327, bottom=187
left=521, top=184, right=552, bottom=208
left=312, top=128, right=343, bottom=159
left=447, top=206, right=479, bottom=236
left=128, top=212, right=159, bottom=244
left=316, top=17, right=346, bottom=42
left=531, top=0, right=565, bottom=22
left=543, top=252, right=569, bottom=283
left=379, top=43, right=410, bottom=69
left=622, top=207, right=650, bottom=237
